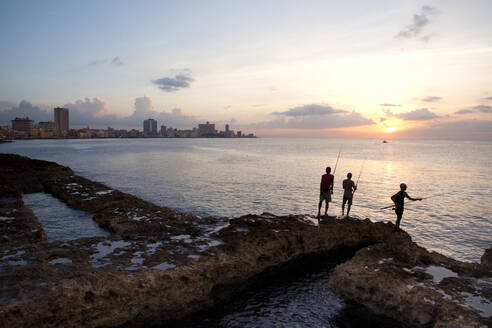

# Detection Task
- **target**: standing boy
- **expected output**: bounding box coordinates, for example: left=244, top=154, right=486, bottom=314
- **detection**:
left=318, top=167, right=334, bottom=217
left=391, top=183, right=422, bottom=231
left=342, top=172, right=357, bottom=217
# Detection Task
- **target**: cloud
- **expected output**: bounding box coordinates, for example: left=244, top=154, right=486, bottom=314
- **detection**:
left=89, top=59, right=108, bottom=66
left=119, top=96, right=198, bottom=128
left=152, top=70, right=194, bottom=92
left=110, top=56, right=124, bottom=66
left=272, top=104, right=346, bottom=117
left=132, top=96, right=156, bottom=117
left=1, top=97, right=199, bottom=129
left=380, top=117, right=387, bottom=122
left=250, top=104, right=373, bottom=130
left=384, top=108, right=440, bottom=121
left=0, top=101, right=15, bottom=111
left=422, top=96, right=441, bottom=102
left=454, top=109, right=475, bottom=115
left=380, top=103, right=400, bottom=107
left=481, top=96, right=492, bottom=102
left=473, top=105, right=492, bottom=113
left=398, top=119, right=492, bottom=140
left=0, top=100, right=50, bottom=124
left=396, top=6, right=439, bottom=40
left=454, top=105, right=492, bottom=115
left=89, top=56, right=124, bottom=67
left=64, top=98, right=110, bottom=117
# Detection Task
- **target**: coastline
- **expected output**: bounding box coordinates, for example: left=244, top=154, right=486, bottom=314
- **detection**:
left=0, top=154, right=490, bottom=327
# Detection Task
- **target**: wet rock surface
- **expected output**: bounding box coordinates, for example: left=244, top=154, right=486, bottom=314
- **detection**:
left=0, top=154, right=490, bottom=327
left=329, top=233, right=492, bottom=327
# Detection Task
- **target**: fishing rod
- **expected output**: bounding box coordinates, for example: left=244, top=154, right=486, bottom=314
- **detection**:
left=380, top=192, right=448, bottom=210
left=333, top=145, right=342, bottom=175
left=355, top=158, right=366, bottom=187
left=351, top=158, right=366, bottom=197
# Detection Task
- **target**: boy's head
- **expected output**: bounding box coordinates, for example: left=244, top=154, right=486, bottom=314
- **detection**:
left=347, top=172, right=352, bottom=179
left=326, top=167, right=331, bottom=174
left=400, top=183, right=407, bottom=190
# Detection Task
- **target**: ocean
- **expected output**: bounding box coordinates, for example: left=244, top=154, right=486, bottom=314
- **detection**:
left=3, top=138, right=491, bottom=327
left=3, top=138, right=490, bottom=263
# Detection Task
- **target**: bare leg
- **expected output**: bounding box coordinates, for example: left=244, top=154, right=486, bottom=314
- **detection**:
left=342, top=202, right=345, bottom=216
left=347, top=204, right=351, bottom=217
left=318, top=201, right=322, bottom=217
left=395, top=211, right=403, bottom=231
left=325, top=202, right=329, bottom=216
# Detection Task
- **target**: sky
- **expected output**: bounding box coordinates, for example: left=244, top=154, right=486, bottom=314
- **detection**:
left=1, top=0, right=491, bottom=139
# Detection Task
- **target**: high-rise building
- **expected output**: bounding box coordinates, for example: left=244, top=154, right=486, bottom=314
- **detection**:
left=143, top=118, right=157, bottom=135
left=11, top=117, right=34, bottom=136
left=225, top=124, right=234, bottom=137
left=160, top=125, right=167, bottom=137
left=54, top=107, right=69, bottom=137
left=198, top=121, right=216, bottom=136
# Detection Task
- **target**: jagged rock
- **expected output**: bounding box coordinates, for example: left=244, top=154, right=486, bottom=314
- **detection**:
left=1, top=154, right=490, bottom=327
left=329, top=230, right=491, bottom=328
left=481, top=246, right=492, bottom=270
left=0, top=171, right=47, bottom=248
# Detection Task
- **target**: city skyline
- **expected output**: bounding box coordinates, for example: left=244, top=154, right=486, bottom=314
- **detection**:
left=1, top=1, right=491, bottom=140
left=2, top=106, right=255, bottom=139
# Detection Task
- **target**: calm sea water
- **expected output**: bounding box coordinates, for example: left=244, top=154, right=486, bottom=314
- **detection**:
left=3, top=138, right=490, bottom=327
left=2, top=138, right=490, bottom=262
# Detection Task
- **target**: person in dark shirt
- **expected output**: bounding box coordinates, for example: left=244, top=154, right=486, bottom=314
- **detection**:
left=342, top=172, right=357, bottom=217
left=318, top=166, right=334, bottom=217
left=391, top=183, right=422, bottom=231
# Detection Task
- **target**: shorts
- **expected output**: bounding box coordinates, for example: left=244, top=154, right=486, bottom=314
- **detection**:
left=320, top=192, right=331, bottom=202
left=343, top=196, right=353, bottom=206
left=395, top=207, right=403, bottom=219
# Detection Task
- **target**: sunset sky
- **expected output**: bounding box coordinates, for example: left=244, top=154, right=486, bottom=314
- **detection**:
left=1, top=0, right=491, bottom=139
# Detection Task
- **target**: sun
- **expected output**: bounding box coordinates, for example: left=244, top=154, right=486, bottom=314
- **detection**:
left=385, top=127, right=396, bottom=133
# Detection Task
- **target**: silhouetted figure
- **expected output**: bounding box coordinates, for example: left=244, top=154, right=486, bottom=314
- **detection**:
left=342, top=172, right=357, bottom=217
left=391, top=183, right=422, bottom=232
left=318, top=167, right=334, bottom=217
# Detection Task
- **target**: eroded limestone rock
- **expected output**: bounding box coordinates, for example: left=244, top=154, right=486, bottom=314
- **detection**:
left=1, top=154, right=490, bottom=328
left=329, top=231, right=492, bottom=328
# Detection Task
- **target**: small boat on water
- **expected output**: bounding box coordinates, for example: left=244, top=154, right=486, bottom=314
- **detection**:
left=383, top=140, right=388, bottom=143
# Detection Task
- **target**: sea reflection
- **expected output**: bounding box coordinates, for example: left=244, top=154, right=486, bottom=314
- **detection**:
left=2, top=138, right=491, bottom=262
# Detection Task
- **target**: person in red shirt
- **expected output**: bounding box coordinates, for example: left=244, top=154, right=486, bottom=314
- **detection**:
left=318, top=166, right=334, bottom=217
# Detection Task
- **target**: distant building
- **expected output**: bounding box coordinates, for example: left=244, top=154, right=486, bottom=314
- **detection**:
left=0, top=125, right=13, bottom=140
left=161, top=125, right=167, bottom=136
left=37, top=121, right=56, bottom=138
left=54, top=107, right=69, bottom=137
left=198, top=121, right=216, bottom=136
left=143, top=118, right=157, bottom=135
left=237, top=130, right=242, bottom=137
left=11, top=117, right=34, bottom=137
left=38, top=121, right=56, bottom=132
left=225, top=124, right=234, bottom=137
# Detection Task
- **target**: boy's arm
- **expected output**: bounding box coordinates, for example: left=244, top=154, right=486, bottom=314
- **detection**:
left=406, top=193, right=422, bottom=201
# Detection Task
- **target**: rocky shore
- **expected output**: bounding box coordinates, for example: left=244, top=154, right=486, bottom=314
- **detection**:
left=0, top=154, right=490, bottom=327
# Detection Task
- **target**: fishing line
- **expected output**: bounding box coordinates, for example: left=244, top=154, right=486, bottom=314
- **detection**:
left=380, top=192, right=449, bottom=210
